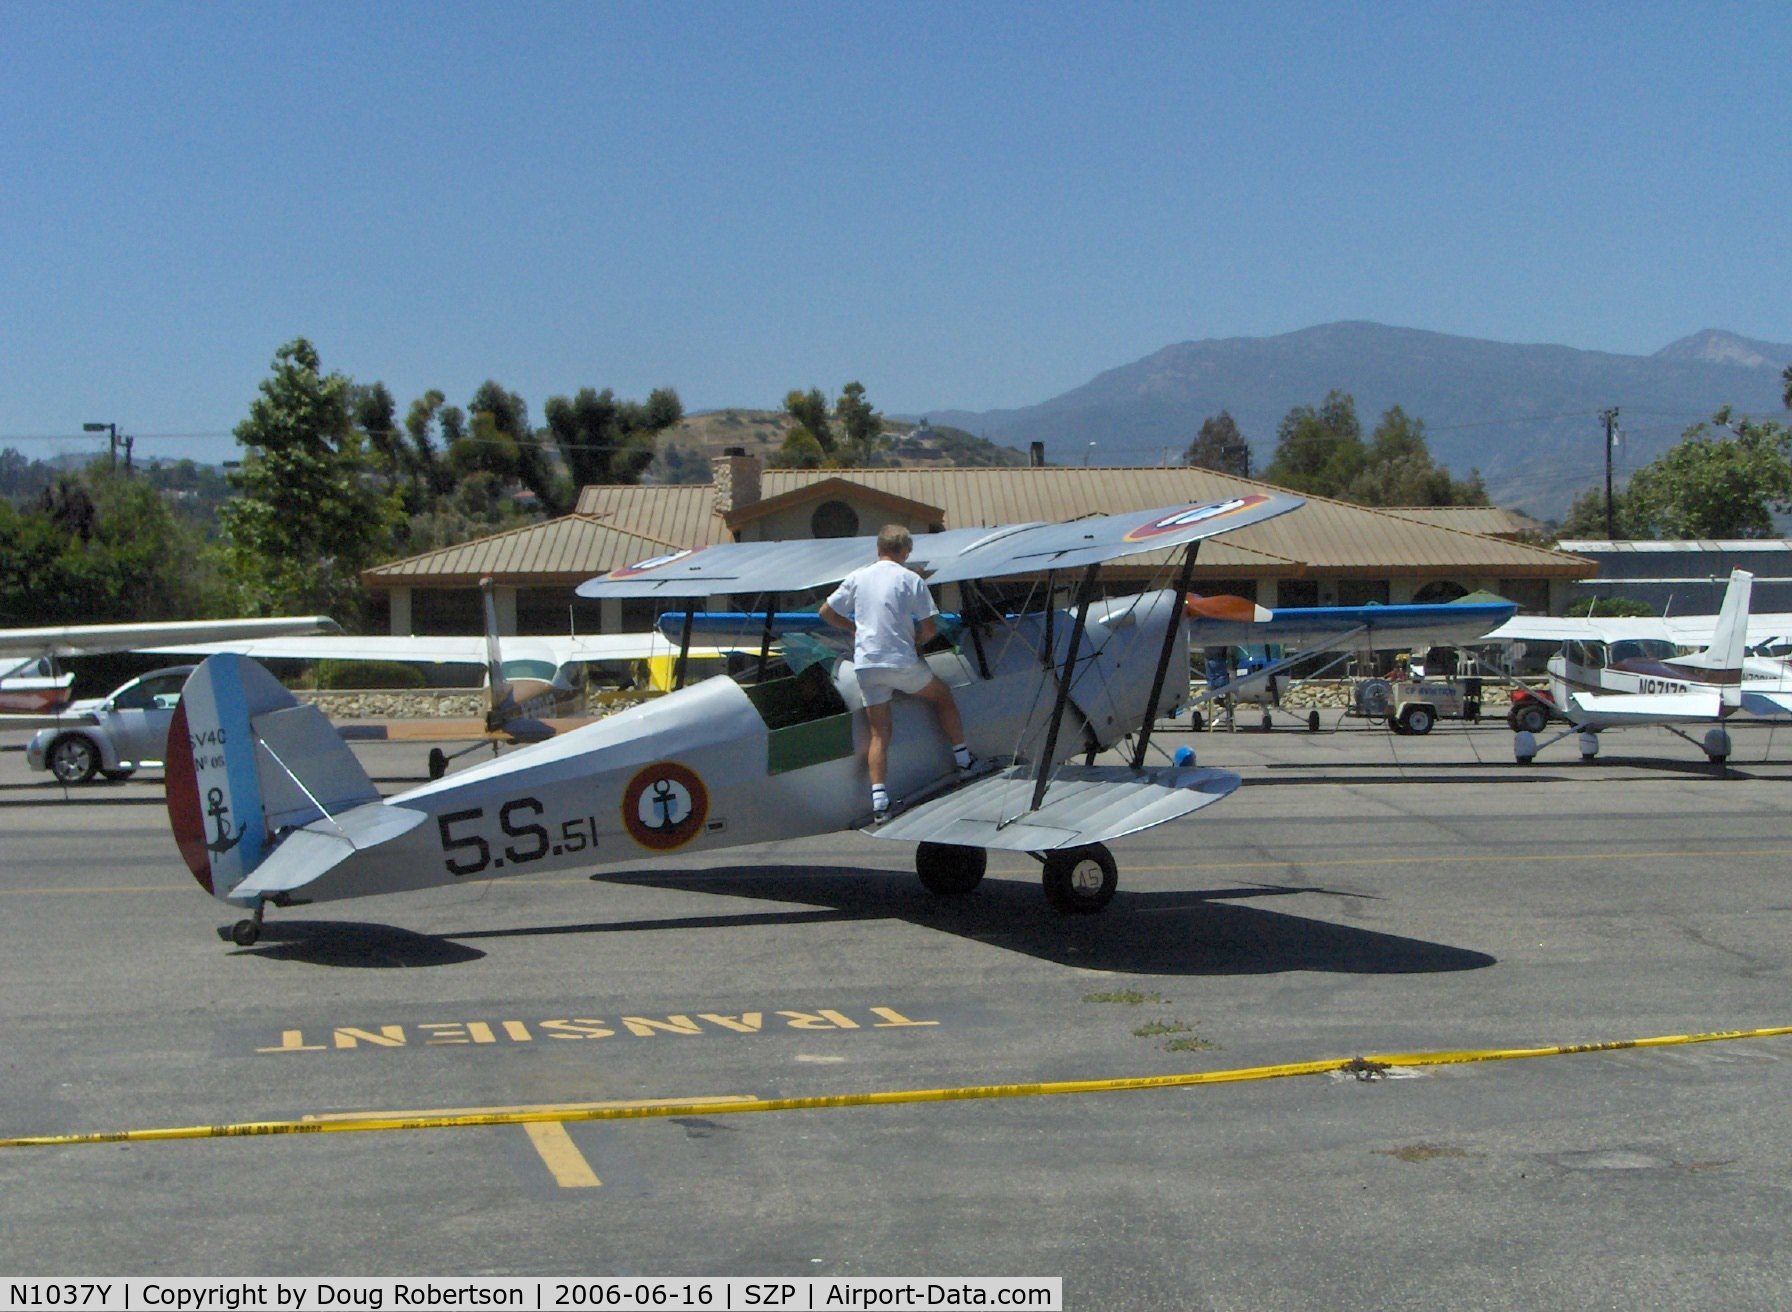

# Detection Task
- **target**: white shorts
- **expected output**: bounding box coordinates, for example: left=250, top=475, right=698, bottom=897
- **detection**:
left=857, top=661, right=937, bottom=707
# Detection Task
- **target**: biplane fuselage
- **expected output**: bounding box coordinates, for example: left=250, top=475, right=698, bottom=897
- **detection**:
left=172, top=591, right=1191, bottom=911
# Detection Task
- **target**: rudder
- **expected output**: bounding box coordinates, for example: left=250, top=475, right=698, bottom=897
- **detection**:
left=167, top=654, right=379, bottom=903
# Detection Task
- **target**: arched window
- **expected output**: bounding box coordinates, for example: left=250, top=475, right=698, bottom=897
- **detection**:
left=1413, top=580, right=1468, bottom=605
left=810, top=500, right=860, bottom=539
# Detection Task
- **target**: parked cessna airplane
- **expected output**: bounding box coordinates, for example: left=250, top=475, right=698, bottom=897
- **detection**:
left=1487, top=569, right=1792, bottom=763
left=147, top=579, right=733, bottom=777
left=0, top=615, right=340, bottom=715
left=164, top=493, right=1300, bottom=945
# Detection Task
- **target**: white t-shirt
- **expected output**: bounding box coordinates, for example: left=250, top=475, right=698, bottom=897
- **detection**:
left=825, top=558, right=938, bottom=669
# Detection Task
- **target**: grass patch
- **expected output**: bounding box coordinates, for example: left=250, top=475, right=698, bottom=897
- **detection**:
left=1378, top=1144, right=1475, bottom=1163
left=1164, top=1036, right=1217, bottom=1053
left=1083, top=990, right=1165, bottom=1006
left=1131, top=1019, right=1193, bottom=1037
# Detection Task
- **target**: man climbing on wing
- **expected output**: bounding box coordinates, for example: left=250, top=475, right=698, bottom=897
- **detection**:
left=820, top=524, right=976, bottom=822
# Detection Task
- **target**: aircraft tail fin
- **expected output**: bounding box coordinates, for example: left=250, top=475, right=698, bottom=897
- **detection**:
left=1679, top=569, right=1752, bottom=702
left=167, top=654, right=381, bottom=904
left=480, top=574, right=519, bottom=731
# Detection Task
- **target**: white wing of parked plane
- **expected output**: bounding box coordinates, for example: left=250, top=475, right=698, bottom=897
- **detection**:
left=1486, top=612, right=1792, bottom=649
left=0, top=615, right=340, bottom=660
left=141, top=632, right=731, bottom=667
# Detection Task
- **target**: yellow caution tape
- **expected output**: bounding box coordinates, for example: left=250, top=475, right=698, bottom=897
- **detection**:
left=6, top=1023, right=1791, bottom=1150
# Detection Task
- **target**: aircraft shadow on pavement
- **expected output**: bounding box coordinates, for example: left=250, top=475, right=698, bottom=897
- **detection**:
left=438, top=865, right=1498, bottom=978
left=225, top=920, right=485, bottom=968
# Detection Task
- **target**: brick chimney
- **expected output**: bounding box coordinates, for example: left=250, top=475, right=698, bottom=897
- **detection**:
left=712, top=449, right=762, bottom=516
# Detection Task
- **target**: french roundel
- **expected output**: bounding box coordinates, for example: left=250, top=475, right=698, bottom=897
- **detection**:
left=1122, top=494, right=1271, bottom=543
left=611, top=547, right=700, bottom=579
left=621, top=762, right=710, bottom=851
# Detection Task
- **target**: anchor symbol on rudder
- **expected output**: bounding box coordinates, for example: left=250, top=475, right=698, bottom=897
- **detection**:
left=649, top=778, right=686, bottom=832
left=204, top=786, right=246, bottom=855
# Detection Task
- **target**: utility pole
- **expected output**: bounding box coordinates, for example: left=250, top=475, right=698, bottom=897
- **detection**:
left=1601, top=407, right=1621, bottom=537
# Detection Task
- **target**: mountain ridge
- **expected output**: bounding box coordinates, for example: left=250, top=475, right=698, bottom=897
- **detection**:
left=922, top=322, right=1791, bottom=519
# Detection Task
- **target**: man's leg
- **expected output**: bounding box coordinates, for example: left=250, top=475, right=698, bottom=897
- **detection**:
left=865, top=702, right=893, bottom=787
left=913, top=677, right=975, bottom=771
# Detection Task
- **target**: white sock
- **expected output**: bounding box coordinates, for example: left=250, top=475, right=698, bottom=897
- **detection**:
left=953, top=744, right=973, bottom=768
left=871, top=785, right=889, bottom=811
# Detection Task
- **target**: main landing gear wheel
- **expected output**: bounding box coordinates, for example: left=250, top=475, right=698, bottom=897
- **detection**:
left=1307, top=710, right=1321, bottom=733
left=1042, top=843, right=1117, bottom=914
left=915, top=842, right=987, bottom=897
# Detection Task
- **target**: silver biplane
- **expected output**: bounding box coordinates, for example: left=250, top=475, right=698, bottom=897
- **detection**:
left=165, top=494, right=1300, bottom=946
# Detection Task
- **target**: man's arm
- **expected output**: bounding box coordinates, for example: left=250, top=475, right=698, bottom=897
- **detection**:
left=916, top=615, right=938, bottom=645
left=819, top=602, right=855, bottom=636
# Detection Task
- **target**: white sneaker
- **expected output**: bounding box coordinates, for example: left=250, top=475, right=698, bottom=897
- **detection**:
left=956, top=754, right=981, bottom=779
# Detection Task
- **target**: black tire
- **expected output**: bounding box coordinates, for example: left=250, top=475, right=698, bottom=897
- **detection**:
left=428, top=748, right=449, bottom=781
left=1042, top=843, right=1117, bottom=914
left=1306, top=710, right=1320, bottom=733
left=101, top=768, right=136, bottom=782
left=1510, top=702, right=1548, bottom=735
left=916, top=842, right=987, bottom=897
left=1190, top=711, right=1204, bottom=731
left=231, top=919, right=260, bottom=947
left=1400, top=705, right=1435, bottom=736
left=48, top=733, right=99, bottom=784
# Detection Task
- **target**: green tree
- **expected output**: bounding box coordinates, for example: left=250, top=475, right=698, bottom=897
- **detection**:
left=1262, top=390, right=1366, bottom=495
left=784, top=388, right=835, bottom=453
left=771, top=426, right=826, bottom=469
left=1565, top=595, right=1656, bottom=617
left=218, top=338, right=403, bottom=619
left=0, top=461, right=224, bottom=626
left=1558, top=486, right=1635, bottom=539
left=542, top=385, right=685, bottom=493
left=1618, top=410, right=1792, bottom=539
left=1184, top=411, right=1251, bottom=476
left=834, top=381, right=887, bottom=466
left=1782, top=363, right=1791, bottom=410
left=1343, top=406, right=1489, bottom=507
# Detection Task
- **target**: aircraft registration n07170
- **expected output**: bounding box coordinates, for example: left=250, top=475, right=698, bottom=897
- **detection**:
left=165, top=493, right=1300, bottom=946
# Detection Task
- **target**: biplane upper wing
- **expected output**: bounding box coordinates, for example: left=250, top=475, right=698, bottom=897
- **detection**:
left=575, top=493, right=1303, bottom=598
left=865, top=763, right=1240, bottom=852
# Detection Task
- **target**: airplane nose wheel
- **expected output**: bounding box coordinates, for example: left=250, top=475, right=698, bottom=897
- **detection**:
left=1041, top=843, right=1117, bottom=914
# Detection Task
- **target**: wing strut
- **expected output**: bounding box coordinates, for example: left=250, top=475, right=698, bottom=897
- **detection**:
left=1130, top=539, right=1200, bottom=771
left=755, top=594, right=778, bottom=683
left=672, top=607, right=697, bottom=690
left=1032, top=562, right=1100, bottom=812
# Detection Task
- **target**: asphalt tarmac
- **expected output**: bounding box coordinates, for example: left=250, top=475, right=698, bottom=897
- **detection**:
left=4, top=714, right=1792, bottom=1309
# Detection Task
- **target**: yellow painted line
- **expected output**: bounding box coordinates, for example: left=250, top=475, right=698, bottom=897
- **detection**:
left=523, top=1122, right=601, bottom=1188
left=4, top=1024, right=1790, bottom=1150
left=303, top=1095, right=757, bottom=1122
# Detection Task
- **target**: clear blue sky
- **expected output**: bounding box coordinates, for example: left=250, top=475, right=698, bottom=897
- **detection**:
left=4, top=2, right=1787, bottom=464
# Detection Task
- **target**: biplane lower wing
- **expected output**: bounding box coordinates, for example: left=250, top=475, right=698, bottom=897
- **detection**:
left=864, top=763, right=1240, bottom=851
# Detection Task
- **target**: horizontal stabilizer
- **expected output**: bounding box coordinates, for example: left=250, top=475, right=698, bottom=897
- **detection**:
left=1568, top=690, right=1724, bottom=725
left=866, top=763, right=1239, bottom=852
left=232, top=803, right=430, bottom=900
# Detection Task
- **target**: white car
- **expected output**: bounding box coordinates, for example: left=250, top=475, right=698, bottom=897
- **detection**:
left=25, top=665, right=195, bottom=784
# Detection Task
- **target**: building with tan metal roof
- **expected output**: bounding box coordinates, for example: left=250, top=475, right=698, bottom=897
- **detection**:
left=364, top=453, right=1592, bottom=634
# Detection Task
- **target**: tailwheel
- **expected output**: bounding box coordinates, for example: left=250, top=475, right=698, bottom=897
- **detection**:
left=428, top=748, right=449, bottom=780
left=1042, top=843, right=1117, bottom=914
left=916, top=842, right=987, bottom=897
left=229, top=900, right=265, bottom=947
